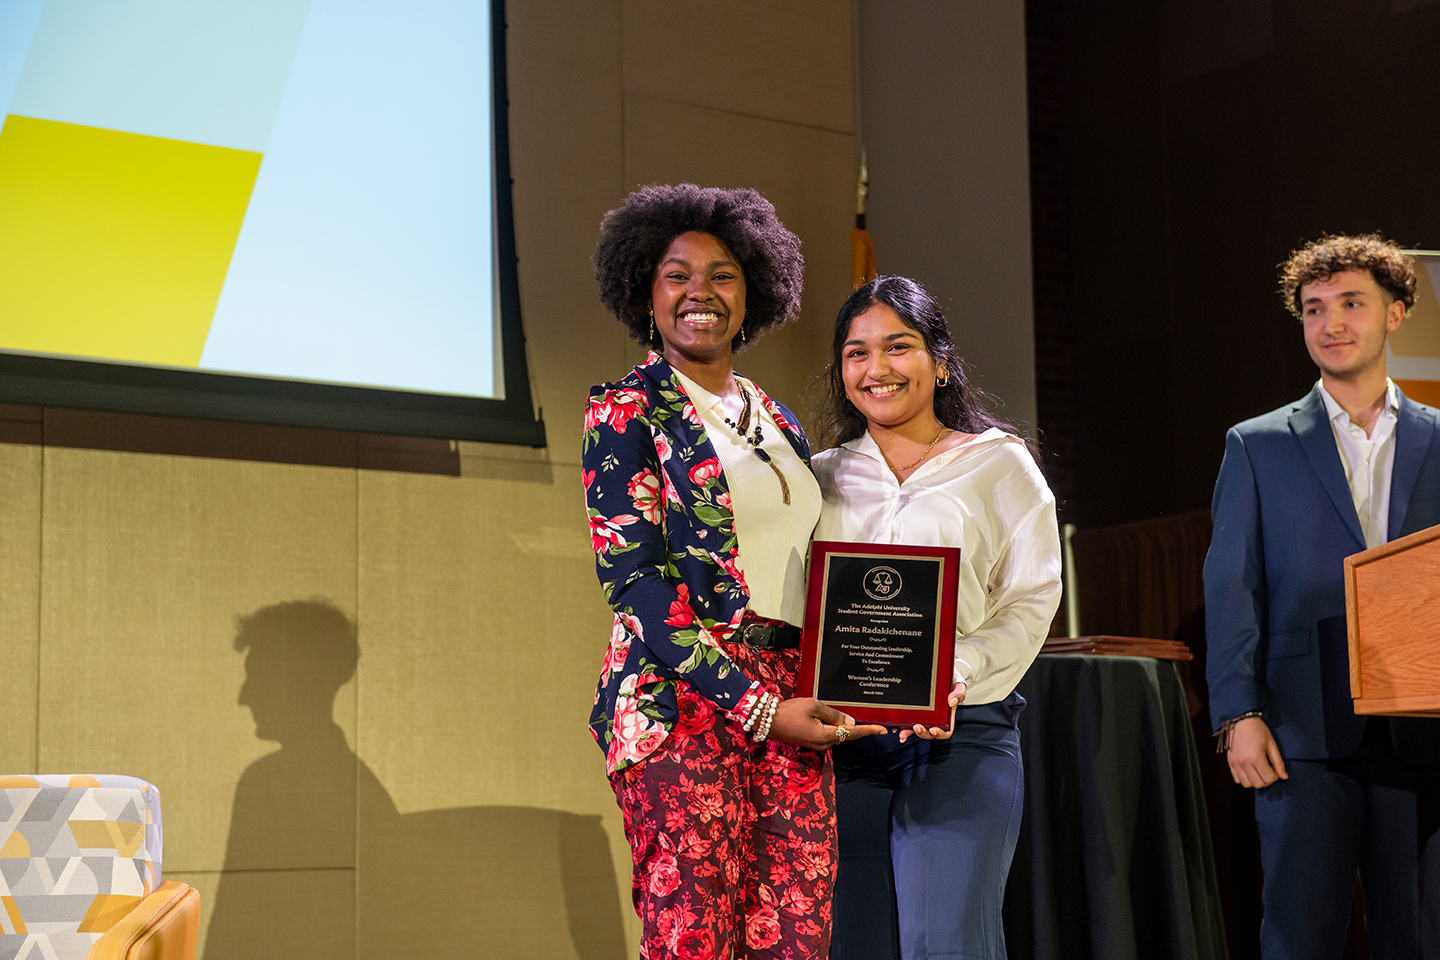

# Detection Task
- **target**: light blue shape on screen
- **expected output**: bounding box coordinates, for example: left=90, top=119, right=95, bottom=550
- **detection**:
left=0, top=0, right=48, bottom=134
left=200, top=0, right=495, bottom=398
left=7, top=0, right=310, bottom=151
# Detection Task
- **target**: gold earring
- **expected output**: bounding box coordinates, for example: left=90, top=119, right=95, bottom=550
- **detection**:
left=648, top=303, right=655, bottom=341
left=741, top=323, right=747, bottom=343
left=937, top=368, right=949, bottom=388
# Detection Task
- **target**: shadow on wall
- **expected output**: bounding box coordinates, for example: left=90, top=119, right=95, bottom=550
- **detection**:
left=203, top=600, right=626, bottom=960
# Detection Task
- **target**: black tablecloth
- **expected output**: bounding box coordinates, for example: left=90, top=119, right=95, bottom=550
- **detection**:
left=1003, top=654, right=1227, bottom=960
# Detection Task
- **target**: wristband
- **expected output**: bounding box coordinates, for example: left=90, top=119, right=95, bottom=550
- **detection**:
left=1213, top=710, right=1264, bottom=753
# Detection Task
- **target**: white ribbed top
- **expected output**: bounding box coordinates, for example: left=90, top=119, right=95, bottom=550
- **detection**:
left=674, top=371, right=821, bottom=625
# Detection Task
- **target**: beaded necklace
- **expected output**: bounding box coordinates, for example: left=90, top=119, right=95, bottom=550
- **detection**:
left=721, top=386, right=791, bottom=505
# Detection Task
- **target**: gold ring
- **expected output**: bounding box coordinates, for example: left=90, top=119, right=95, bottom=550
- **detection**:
left=835, top=725, right=850, bottom=743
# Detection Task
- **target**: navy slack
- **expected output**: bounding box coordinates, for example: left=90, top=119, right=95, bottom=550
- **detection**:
left=830, top=693, right=1026, bottom=960
left=1253, top=730, right=1440, bottom=960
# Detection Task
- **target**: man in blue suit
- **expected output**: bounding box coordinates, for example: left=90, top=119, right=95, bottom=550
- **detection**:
left=1205, top=234, right=1440, bottom=959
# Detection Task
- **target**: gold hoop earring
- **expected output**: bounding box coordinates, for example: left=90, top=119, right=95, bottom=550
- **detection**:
left=937, top=369, right=949, bottom=388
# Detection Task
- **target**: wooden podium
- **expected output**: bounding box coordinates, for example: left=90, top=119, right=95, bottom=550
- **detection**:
left=1344, top=523, right=1440, bottom=716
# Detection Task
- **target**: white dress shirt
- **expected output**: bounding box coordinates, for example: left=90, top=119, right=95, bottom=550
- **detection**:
left=1318, top=379, right=1399, bottom=550
left=812, top=428, right=1063, bottom=706
left=674, top=371, right=821, bottom=626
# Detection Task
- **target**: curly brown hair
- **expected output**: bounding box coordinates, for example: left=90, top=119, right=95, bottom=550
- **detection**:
left=1279, top=233, right=1418, bottom=319
left=593, top=184, right=804, bottom=351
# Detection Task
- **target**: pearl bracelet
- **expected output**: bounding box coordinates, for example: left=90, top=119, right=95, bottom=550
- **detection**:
left=742, top=690, right=769, bottom=732
left=754, top=694, right=780, bottom=742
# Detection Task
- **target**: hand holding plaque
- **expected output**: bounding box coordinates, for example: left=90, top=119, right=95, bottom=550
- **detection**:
left=797, top=541, right=961, bottom=729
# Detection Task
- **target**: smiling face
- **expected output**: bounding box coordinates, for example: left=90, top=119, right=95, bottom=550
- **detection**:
left=650, top=231, right=746, bottom=368
left=1300, top=268, right=1404, bottom=384
left=841, top=303, right=945, bottom=432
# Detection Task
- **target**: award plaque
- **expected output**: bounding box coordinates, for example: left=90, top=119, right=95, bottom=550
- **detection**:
left=798, top=540, right=961, bottom=728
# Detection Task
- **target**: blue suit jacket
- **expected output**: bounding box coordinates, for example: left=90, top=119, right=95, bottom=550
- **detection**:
left=1204, top=384, right=1440, bottom=763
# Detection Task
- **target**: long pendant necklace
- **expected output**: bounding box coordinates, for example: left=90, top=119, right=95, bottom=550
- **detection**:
left=887, top=429, right=945, bottom=477
left=722, top=387, right=791, bottom=505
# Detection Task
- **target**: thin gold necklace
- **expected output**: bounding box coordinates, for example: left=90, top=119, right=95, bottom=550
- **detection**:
left=888, top=429, right=945, bottom=475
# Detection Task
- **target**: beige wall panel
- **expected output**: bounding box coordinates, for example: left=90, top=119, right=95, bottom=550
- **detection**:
left=356, top=462, right=633, bottom=955
left=198, top=867, right=355, bottom=960
left=856, top=2, right=1038, bottom=429
left=505, top=0, right=630, bottom=468
left=37, top=449, right=359, bottom=876
left=356, top=464, right=610, bottom=807
left=0, top=443, right=41, bottom=774
left=357, top=801, right=625, bottom=960
left=624, top=94, right=856, bottom=429
left=622, top=0, right=853, bottom=133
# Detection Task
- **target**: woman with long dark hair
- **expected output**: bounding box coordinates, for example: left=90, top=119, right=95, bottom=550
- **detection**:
left=813, top=276, right=1062, bottom=960
left=584, top=184, right=884, bottom=959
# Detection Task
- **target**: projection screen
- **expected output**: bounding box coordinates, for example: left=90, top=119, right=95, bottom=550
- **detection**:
left=0, top=0, right=544, bottom=445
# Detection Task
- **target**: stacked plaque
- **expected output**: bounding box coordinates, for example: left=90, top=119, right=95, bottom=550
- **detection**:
left=798, top=541, right=961, bottom=729
left=1040, top=635, right=1193, bottom=660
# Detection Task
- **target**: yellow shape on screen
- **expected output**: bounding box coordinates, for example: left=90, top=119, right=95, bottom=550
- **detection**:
left=0, top=115, right=262, bottom=367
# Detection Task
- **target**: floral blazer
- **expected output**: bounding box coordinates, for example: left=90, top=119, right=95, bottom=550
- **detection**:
left=583, top=353, right=812, bottom=774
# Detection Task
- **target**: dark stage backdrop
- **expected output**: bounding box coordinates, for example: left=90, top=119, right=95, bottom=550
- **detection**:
left=1027, top=0, right=1440, bottom=529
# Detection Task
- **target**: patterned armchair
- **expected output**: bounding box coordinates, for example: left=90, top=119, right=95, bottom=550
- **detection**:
left=0, top=775, right=199, bottom=960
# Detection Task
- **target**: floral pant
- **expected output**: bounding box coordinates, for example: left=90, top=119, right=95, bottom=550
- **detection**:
left=612, top=642, right=836, bottom=960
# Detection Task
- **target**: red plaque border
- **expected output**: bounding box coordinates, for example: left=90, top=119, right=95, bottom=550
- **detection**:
left=798, top=540, right=961, bottom=729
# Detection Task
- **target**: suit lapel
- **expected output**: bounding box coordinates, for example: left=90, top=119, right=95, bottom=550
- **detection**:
left=1289, top=386, right=1366, bottom=550
left=639, top=355, right=712, bottom=459
left=1389, top=391, right=1435, bottom=537
left=638, top=357, right=745, bottom=578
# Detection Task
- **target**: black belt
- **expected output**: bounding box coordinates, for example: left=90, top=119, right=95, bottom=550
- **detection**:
left=734, top=617, right=801, bottom=650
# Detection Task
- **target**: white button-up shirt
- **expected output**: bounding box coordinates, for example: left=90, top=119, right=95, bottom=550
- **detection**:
left=1318, top=379, right=1399, bottom=550
left=812, top=428, right=1062, bottom=705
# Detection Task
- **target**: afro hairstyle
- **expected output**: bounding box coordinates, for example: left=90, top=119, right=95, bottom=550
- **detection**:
left=592, top=184, right=804, bottom=351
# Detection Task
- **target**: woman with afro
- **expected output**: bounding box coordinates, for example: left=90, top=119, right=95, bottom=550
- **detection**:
left=583, top=184, right=884, bottom=958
